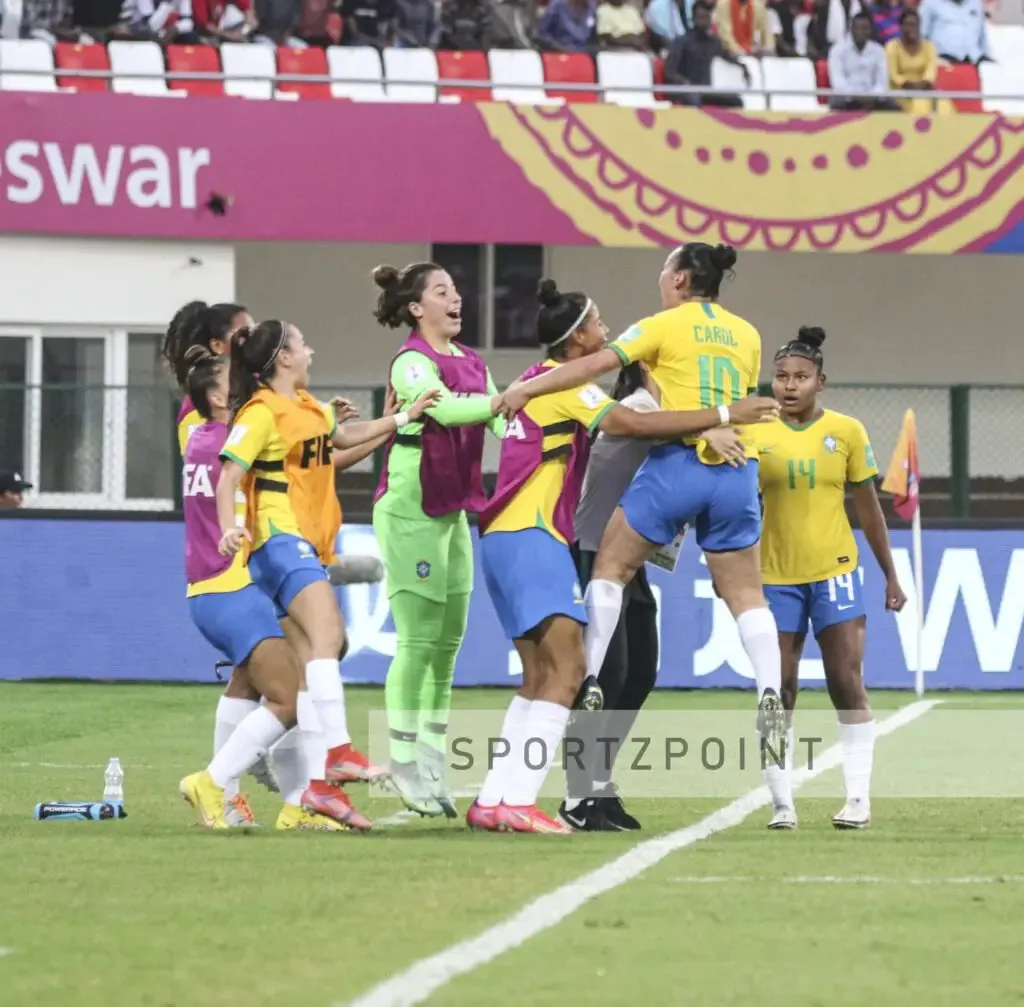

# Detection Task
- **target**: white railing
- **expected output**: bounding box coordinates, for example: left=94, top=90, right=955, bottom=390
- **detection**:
left=2, top=67, right=1020, bottom=104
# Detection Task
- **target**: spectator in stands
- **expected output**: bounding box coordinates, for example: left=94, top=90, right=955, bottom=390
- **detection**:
left=393, top=0, right=436, bottom=46
left=341, top=0, right=394, bottom=45
left=715, top=0, right=772, bottom=53
left=646, top=0, right=688, bottom=49
left=119, top=0, right=202, bottom=41
left=869, top=0, right=903, bottom=43
left=0, top=472, right=30, bottom=510
left=253, top=0, right=303, bottom=43
left=192, top=0, right=258, bottom=39
left=919, top=0, right=989, bottom=63
left=827, top=9, right=901, bottom=106
left=296, top=0, right=343, bottom=46
left=439, top=0, right=493, bottom=49
left=536, top=0, right=597, bottom=52
left=596, top=0, right=648, bottom=48
left=71, top=0, right=133, bottom=39
left=887, top=7, right=945, bottom=109
left=19, top=0, right=75, bottom=41
left=766, top=0, right=800, bottom=56
left=664, top=0, right=749, bottom=104
left=807, top=0, right=865, bottom=58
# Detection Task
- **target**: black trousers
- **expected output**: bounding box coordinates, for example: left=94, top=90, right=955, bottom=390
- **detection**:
left=565, top=544, right=659, bottom=798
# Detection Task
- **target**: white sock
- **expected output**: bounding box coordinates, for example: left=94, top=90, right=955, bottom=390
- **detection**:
left=583, top=579, right=625, bottom=677
left=296, top=689, right=327, bottom=784
left=504, top=700, right=571, bottom=807
left=765, top=726, right=795, bottom=811
left=305, top=658, right=351, bottom=749
left=839, top=719, right=875, bottom=806
left=271, top=728, right=306, bottom=806
left=207, top=707, right=288, bottom=789
left=736, top=606, right=782, bottom=700
left=477, top=694, right=531, bottom=807
left=213, top=696, right=258, bottom=799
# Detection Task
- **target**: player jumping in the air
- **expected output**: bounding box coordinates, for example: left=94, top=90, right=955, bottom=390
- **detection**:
left=749, top=326, right=906, bottom=830
left=468, top=279, right=758, bottom=834
left=496, top=244, right=785, bottom=770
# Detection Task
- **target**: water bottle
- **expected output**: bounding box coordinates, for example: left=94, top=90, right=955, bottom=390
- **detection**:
left=103, top=758, right=124, bottom=807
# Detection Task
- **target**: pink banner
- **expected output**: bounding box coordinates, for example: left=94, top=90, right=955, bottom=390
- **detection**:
left=0, top=92, right=591, bottom=244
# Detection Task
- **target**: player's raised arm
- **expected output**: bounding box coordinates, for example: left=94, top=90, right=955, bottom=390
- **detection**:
left=330, top=389, right=440, bottom=450
left=596, top=394, right=778, bottom=443
left=498, top=346, right=620, bottom=418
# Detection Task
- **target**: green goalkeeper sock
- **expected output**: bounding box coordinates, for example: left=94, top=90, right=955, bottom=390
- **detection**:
left=418, top=592, right=470, bottom=755
left=385, top=590, right=446, bottom=765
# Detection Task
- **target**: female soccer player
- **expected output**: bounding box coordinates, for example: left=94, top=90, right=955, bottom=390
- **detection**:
left=468, top=280, right=759, bottom=834
left=177, top=347, right=345, bottom=832
left=496, top=243, right=786, bottom=761
left=753, top=326, right=906, bottom=830
left=563, top=362, right=667, bottom=832
left=216, top=319, right=439, bottom=830
left=370, top=262, right=504, bottom=818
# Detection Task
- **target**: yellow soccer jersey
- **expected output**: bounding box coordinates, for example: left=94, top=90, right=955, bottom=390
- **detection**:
left=177, top=406, right=203, bottom=456
left=221, top=398, right=337, bottom=551
left=485, top=362, right=615, bottom=544
left=610, top=300, right=762, bottom=465
left=750, top=410, right=878, bottom=585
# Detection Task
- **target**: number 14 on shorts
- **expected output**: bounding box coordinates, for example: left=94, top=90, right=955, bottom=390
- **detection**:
left=827, top=571, right=863, bottom=609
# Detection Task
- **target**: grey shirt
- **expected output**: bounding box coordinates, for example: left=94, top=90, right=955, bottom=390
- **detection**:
left=574, top=388, right=658, bottom=552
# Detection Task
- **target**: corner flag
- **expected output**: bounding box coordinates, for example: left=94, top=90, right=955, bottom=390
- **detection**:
left=882, top=409, right=920, bottom=521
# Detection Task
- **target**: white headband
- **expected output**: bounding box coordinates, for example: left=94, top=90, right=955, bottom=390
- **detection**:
left=548, top=298, right=592, bottom=347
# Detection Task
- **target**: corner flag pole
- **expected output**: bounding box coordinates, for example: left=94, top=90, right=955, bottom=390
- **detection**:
left=881, top=409, right=923, bottom=697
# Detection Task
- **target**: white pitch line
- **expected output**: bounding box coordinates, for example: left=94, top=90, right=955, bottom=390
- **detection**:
left=341, top=699, right=937, bottom=1007
left=673, top=875, right=1024, bottom=886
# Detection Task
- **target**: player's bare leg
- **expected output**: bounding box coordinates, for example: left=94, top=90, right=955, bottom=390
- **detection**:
left=819, top=617, right=873, bottom=829
left=766, top=631, right=803, bottom=830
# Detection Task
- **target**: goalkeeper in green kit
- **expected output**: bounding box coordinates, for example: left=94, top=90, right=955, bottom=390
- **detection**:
left=370, top=262, right=504, bottom=818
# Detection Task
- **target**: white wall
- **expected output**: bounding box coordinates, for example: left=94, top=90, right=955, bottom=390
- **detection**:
left=233, top=242, right=1024, bottom=389
left=0, top=236, right=235, bottom=328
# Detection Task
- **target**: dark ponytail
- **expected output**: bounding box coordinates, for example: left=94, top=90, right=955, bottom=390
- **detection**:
left=162, top=301, right=246, bottom=390
left=372, top=262, right=443, bottom=329
left=536, top=278, right=591, bottom=359
left=611, top=362, right=646, bottom=402
left=774, top=325, right=826, bottom=370
left=183, top=345, right=227, bottom=421
left=228, top=319, right=290, bottom=414
left=670, top=243, right=737, bottom=299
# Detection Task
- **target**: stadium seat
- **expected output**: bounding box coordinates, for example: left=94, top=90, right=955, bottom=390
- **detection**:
left=54, top=42, right=109, bottom=92
left=166, top=44, right=224, bottom=97
left=936, top=62, right=981, bottom=112
left=760, top=55, right=821, bottom=112
left=276, top=46, right=330, bottom=99
left=652, top=54, right=668, bottom=102
left=327, top=45, right=387, bottom=101
left=711, top=55, right=766, bottom=111
left=383, top=47, right=459, bottom=103
left=489, top=49, right=562, bottom=104
left=108, top=40, right=184, bottom=97
left=436, top=50, right=490, bottom=102
left=987, top=23, right=1024, bottom=65
left=596, top=52, right=669, bottom=108
left=814, top=59, right=829, bottom=105
left=541, top=52, right=597, bottom=103
left=979, top=61, right=1024, bottom=114
left=0, top=39, right=57, bottom=92
left=221, top=42, right=275, bottom=99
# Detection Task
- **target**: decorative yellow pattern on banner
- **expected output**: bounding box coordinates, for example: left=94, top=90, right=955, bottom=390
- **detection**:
left=477, top=105, right=1024, bottom=253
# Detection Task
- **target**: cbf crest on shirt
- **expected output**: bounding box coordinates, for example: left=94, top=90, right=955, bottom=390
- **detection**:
left=746, top=409, right=878, bottom=585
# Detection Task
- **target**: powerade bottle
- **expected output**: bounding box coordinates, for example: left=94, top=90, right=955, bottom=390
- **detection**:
left=34, top=802, right=120, bottom=820
left=103, top=758, right=124, bottom=810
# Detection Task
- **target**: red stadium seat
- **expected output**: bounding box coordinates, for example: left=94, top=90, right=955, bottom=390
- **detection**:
left=276, top=46, right=330, bottom=99
left=542, top=52, right=597, bottom=103
left=936, top=62, right=982, bottom=112
left=653, top=55, right=668, bottom=102
left=54, top=42, right=109, bottom=92
left=166, top=45, right=224, bottom=97
left=436, top=50, right=491, bottom=102
left=815, top=58, right=829, bottom=105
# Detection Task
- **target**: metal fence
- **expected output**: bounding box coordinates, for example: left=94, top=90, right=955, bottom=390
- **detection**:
left=1, top=382, right=1021, bottom=516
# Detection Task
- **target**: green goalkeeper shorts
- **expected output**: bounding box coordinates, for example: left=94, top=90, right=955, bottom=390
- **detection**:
left=372, top=507, right=473, bottom=603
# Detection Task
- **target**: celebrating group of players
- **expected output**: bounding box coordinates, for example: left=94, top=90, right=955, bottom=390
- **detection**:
left=172, top=240, right=906, bottom=835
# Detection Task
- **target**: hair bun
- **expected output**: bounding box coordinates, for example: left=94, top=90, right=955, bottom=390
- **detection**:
left=797, top=325, right=827, bottom=349
left=537, top=278, right=562, bottom=308
left=372, top=264, right=400, bottom=292
left=183, top=344, right=214, bottom=367
left=710, top=244, right=738, bottom=272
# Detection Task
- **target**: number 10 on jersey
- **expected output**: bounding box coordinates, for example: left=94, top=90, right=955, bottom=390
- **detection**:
left=697, top=355, right=742, bottom=407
